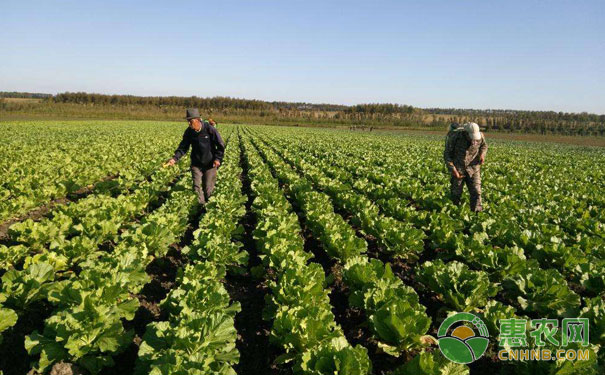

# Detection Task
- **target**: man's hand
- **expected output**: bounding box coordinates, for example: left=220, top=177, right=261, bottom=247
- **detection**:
left=480, top=155, right=485, bottom=165
left=163, top=158, right=176, bottom=168
left=452, top=168, right=462, bottom=179
left=213, top=160, right=221, bottom=168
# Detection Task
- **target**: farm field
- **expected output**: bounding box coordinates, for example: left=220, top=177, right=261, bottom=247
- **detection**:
left=0, top=121, right=603, bottom=375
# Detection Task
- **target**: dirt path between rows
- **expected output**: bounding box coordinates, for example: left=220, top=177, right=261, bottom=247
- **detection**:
left=224, top=133, right=279, bottom=375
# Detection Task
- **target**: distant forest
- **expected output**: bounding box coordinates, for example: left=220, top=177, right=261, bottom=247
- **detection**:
left=1, top=91, right=604, bottom=136
left=0, top=92, right=52, bottom=99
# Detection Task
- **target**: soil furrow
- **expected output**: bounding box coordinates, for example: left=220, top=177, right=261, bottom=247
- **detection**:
left=223, top=131, right=275, bottom=375
left=249, top=134, right=408, bottom=374
left=101, top=188, right=201, bottom=375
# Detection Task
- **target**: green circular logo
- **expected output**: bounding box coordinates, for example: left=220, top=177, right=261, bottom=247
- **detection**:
left=438, top=312, right=490, bottom=364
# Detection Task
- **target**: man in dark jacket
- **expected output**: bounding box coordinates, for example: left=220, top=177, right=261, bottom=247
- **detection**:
left=166, top=108, right=225, bottom=205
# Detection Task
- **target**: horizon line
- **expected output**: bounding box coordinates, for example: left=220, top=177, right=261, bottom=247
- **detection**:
left=2, top=90, right=604, bottom=117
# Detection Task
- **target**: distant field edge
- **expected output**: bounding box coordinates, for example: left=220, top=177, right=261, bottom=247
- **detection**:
left=1, top=118, right=604, bottom=147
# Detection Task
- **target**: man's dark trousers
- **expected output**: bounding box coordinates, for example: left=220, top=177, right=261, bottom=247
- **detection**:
left=191, top=166, right=217, bottom=205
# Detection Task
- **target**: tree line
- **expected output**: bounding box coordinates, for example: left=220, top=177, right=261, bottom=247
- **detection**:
left=0, top=91, right=52, bottom=99
left=423, top=107, right=604, bottom=124
left=1, top=91, right=603, bottom=136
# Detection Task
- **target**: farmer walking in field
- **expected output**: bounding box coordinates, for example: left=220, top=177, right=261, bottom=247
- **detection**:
left=444, top=122, right=487, bottom=212
left=165, top=108, right=225, bottom=205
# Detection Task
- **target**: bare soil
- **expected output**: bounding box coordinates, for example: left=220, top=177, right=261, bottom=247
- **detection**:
left=0, top=301, right=53, bottom=375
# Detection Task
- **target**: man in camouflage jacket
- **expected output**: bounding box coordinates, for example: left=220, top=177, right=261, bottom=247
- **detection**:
left=444, top=122, right=488, bottom=212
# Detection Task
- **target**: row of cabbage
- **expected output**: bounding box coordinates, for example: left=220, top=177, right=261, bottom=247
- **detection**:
left=24, top=172, right=198, bottom=373
left=276, top=128, right=604, bottom=295
left=245, top=131, right=467, bottom=374
left=240, top=135, right=372, bottom=374
left=246, top=126, right=603, bottom=373
left=0, top=126, right=237, bottom=373
left=260, top=127, right=603, bottom=321
left=0, top=121, right=185, bottom=222
left=0, top=163, right=186, bottom=350
left=267, top=130, right=604, bottom=342
left=1, top=161, right=185, bottom=269
left=2, top=121, right=601, bottom=374
left=259, top=127, right=602, bottom=316
left=135, top=130, right=246, bottom=375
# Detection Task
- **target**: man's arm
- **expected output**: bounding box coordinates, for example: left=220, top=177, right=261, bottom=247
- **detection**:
left=479, top=134, right=488, bottom=164
left=210, top=126, right=225, bottom=164
left=444, top=133, right=457, bottom=171
left=172, top=130, right=191, bottom=162
left=444, top=133, right=463, bottom=178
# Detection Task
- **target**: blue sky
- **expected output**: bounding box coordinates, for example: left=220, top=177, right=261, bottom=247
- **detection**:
left=1, top=0, right=603, bottom=113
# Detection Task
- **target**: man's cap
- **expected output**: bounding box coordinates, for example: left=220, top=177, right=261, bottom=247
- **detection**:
left=464, top=122, right=482, bottom=140
left=185, top=108, right=201, bottom=120
left=449, top=122, right=461, bottom=131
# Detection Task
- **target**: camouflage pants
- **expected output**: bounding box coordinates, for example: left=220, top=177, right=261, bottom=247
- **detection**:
left=191, top=166, right=217, bottom=205
left=450, top=170, right=482, bottom=212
